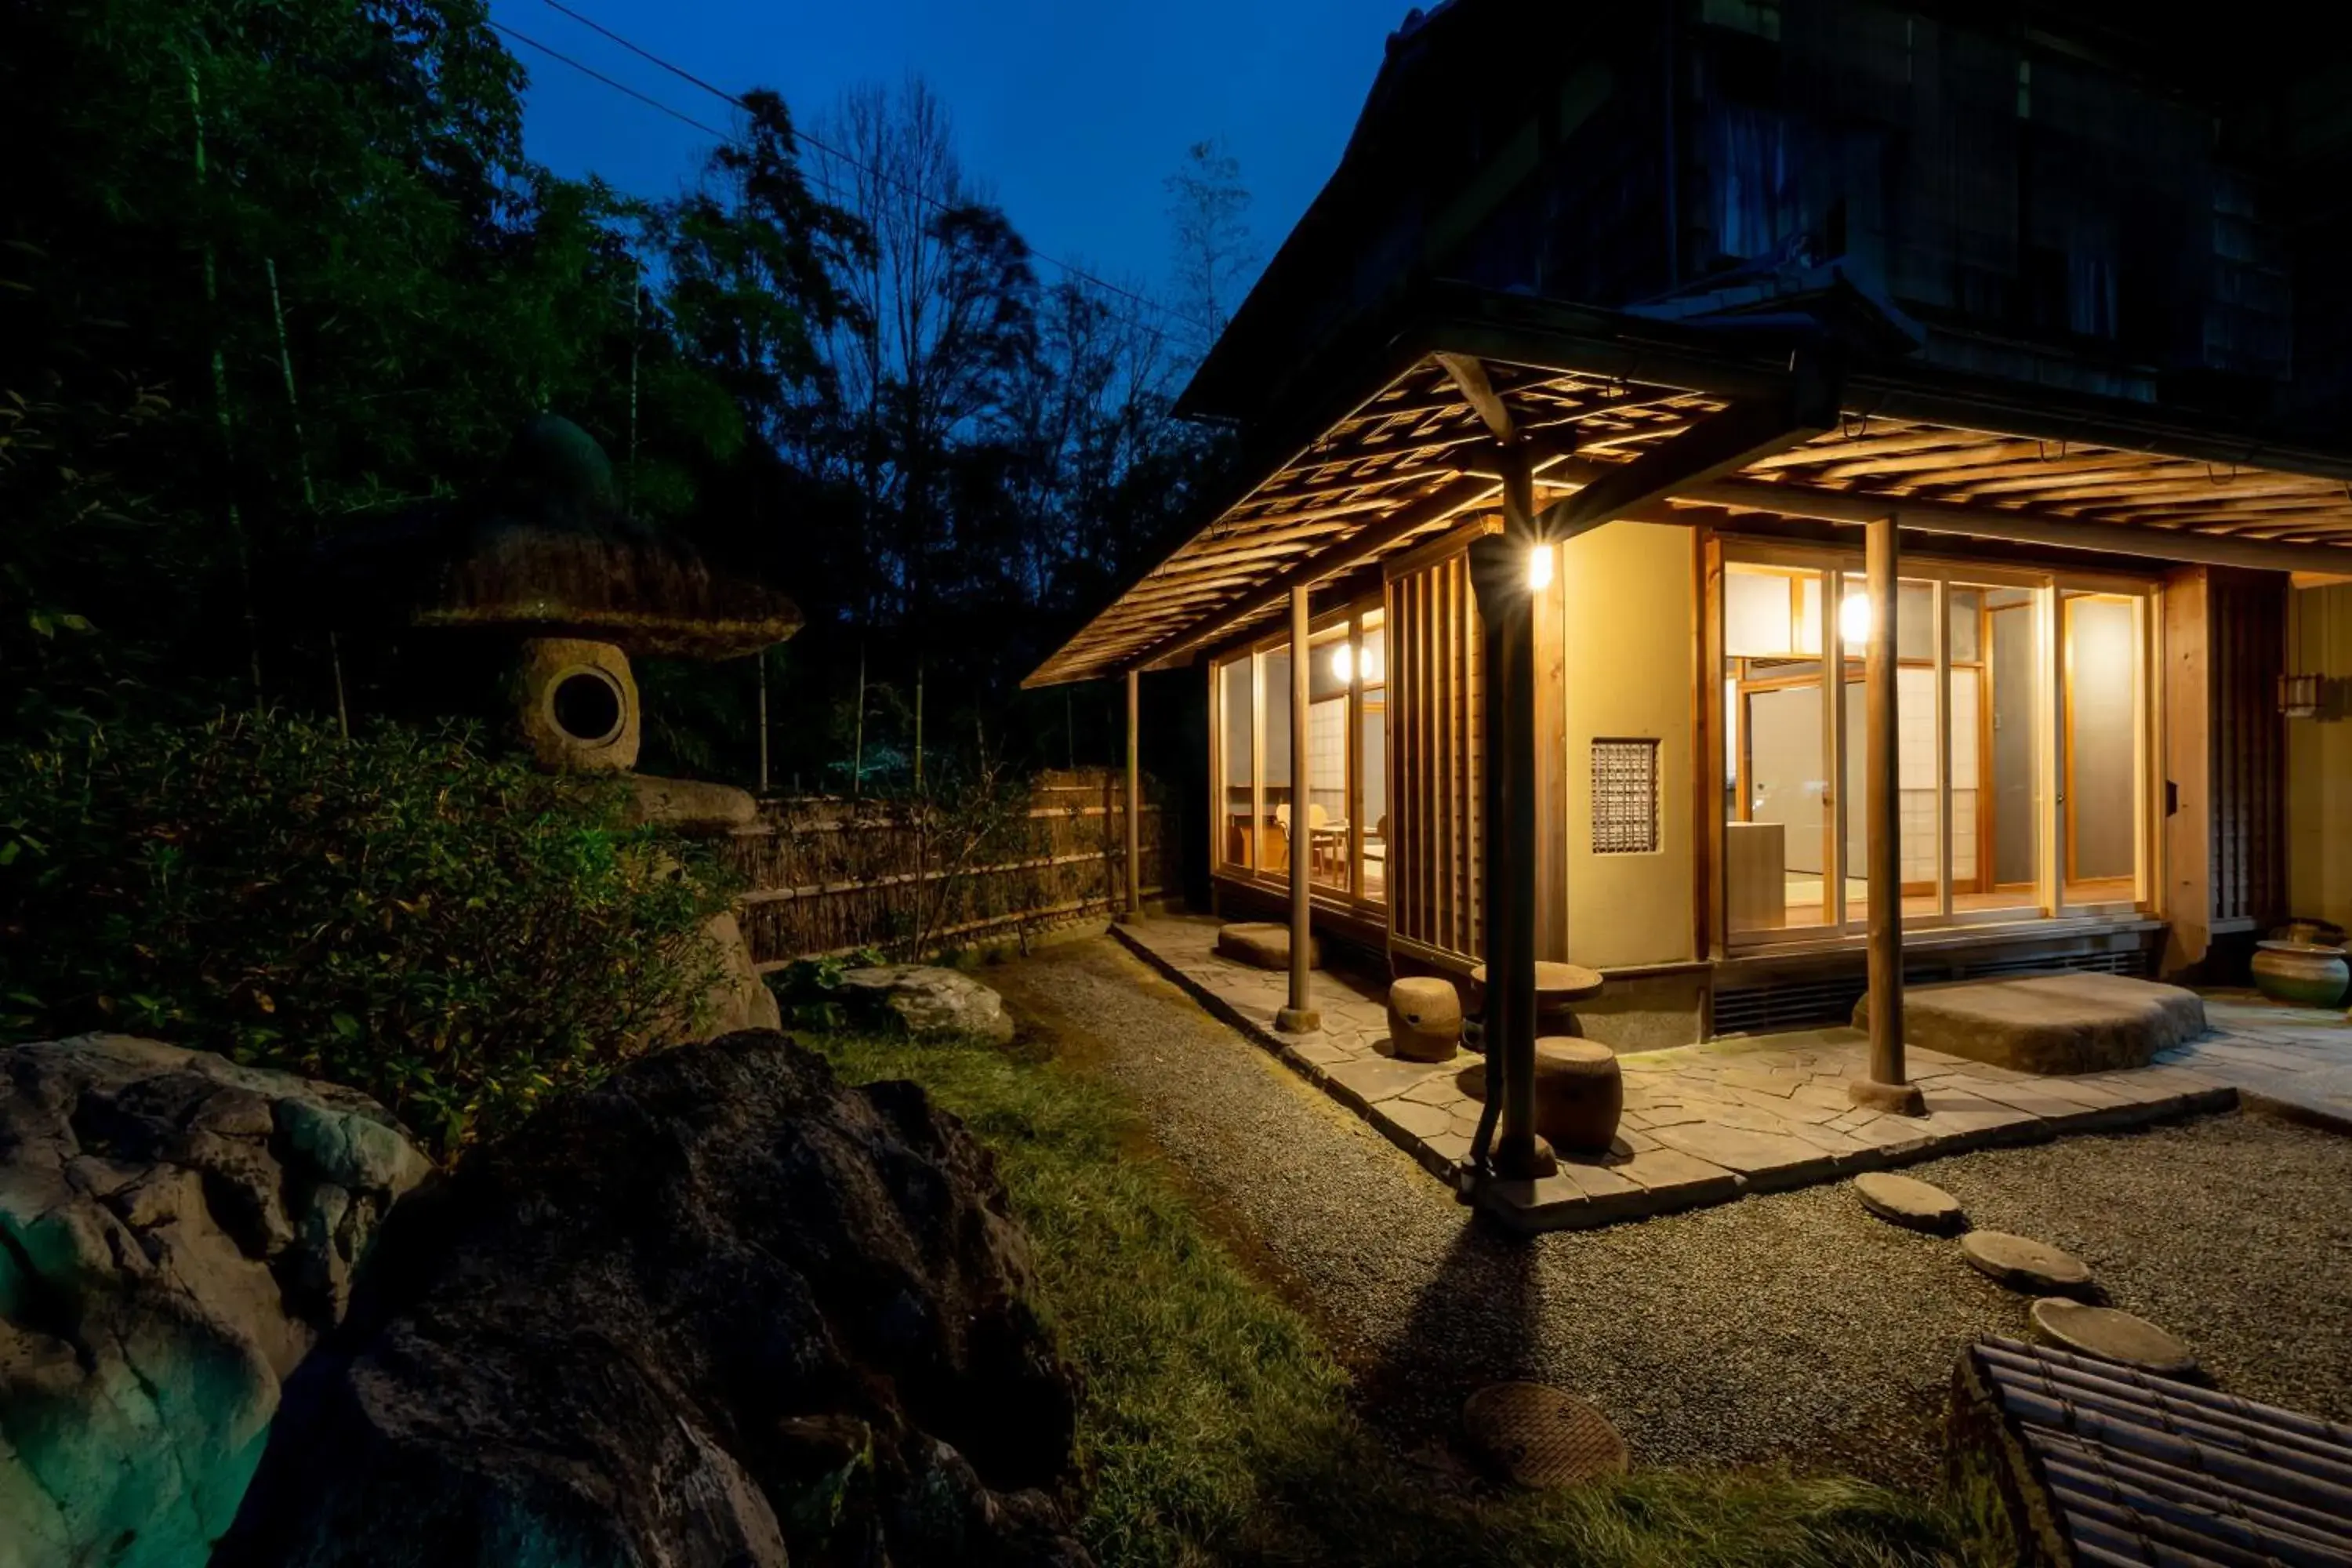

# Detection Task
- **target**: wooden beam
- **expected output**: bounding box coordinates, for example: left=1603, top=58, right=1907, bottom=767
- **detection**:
left=1436, top=351, right=1515, bottom=442
left=1122, top=474, right=1503, bottom=672
left=1670, top=474, right=2352, bottom=574
left=1534, top=386, right=1838, bottom=543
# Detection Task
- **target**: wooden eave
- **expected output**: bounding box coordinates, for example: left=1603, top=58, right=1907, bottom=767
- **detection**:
left=1027, top=332, right=2352, bottom=690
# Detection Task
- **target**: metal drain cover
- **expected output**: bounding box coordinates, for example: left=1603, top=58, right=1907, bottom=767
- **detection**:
left=1462, top=1381, right=1629, bottom=1489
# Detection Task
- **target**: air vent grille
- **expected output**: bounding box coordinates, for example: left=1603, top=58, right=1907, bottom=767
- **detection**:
left=1714, top=947, right=2150, bottom=1036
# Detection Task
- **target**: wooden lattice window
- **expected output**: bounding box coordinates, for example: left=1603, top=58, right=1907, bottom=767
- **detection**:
left=1592, top=739, right=1660, bottom=855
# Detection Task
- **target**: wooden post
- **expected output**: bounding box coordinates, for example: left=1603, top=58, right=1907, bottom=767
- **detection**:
left=757, top=652, right=771, bottom=795
left=1467, top=451, right=1555, bottom=1182
left=1276, top=584, right=1320, bottom=1033
left=1120, top=666, right=1144, bottom=924
left=1853, top=514, right=1926, bottom=1115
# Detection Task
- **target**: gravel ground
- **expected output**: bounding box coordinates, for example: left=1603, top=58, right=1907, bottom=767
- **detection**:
left=989, top=934, right=2352, bottom=1493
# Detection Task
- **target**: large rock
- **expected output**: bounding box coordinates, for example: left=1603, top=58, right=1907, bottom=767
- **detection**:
left=0, top=1035, right=430, bottom=1568
left=696, top=909, right=783, bottom=1038
left=840, top=964, right=1016, bottom=1044
left=625, top=773, right=760, bottom=833
left=1855, top=972, right=2206, bottom=1074
left=215, top=1032, right=1089, bottom=1568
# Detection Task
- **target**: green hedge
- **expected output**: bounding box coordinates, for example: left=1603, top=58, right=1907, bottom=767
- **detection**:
left=0, top=713, right=733, bottom=1155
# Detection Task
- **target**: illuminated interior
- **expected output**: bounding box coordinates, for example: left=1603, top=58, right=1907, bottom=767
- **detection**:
left=1211, top=604, right=1388, bottom=907
left=1722, top=551, right=2147, bottom=943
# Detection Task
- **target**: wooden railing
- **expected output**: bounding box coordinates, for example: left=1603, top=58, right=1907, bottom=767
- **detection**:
left=717, top=768, right=1169, bottom=969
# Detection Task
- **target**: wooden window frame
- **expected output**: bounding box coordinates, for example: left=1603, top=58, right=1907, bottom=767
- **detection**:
left=1713, top=539, right=2162, bottom=954
left=1206, top=596, right=1392, bottom=918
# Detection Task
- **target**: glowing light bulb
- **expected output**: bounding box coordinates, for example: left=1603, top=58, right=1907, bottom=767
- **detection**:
left=1330, top=642, right=1352, bottom=683
left=1526, top=543, right=1555, bottom=592
left=1839, top=591, right=1872, bottom=646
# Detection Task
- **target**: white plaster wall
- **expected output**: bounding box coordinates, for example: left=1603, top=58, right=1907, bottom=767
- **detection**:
left=1561, top=522, right=1696, bottom=969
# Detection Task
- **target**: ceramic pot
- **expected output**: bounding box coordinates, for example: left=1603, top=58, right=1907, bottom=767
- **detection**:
left=2251, top=940, right=2350, bottom=1007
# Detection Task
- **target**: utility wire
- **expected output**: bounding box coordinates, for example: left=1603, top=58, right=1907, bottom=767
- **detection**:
left=488, top=20, right=730, bottom=140
left=530, top=0, right=1214, bottom=338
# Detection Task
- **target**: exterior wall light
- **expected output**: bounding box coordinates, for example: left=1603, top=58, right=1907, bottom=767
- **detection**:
left=1526, top=543, right=1555, bottom=593
left=1330, top=641, right=1383, bottom=684
left=1840, top=590, right=1873, bottom=647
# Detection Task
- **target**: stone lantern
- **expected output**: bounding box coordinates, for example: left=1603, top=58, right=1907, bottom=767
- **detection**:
left=311, top=415, right=797, bottom=1037
left=316, top=415, right=801, bottom=771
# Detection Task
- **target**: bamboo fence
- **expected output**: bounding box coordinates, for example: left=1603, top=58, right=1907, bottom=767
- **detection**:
left=720, top=769, right=1169, bottom=969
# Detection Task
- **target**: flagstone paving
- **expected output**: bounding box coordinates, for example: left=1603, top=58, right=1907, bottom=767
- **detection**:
left=2167, top=991, right=2352, bottom=1128
left=1112, top=914, right=2239, bottom=1232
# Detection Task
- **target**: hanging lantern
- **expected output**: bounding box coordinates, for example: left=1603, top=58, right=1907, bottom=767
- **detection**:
left=2281, top=586, right=2321, bottom=719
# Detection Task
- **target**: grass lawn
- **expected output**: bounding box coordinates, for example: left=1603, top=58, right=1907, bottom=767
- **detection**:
left=804, top=1026, right=2002, bottom=1568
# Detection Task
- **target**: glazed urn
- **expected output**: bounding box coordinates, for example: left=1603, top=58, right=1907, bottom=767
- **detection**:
left=2251, top=940, right=2350, bottom=1007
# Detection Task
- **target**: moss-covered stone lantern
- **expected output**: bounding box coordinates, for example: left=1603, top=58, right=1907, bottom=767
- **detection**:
left=318, top=415, right=802, bottom=772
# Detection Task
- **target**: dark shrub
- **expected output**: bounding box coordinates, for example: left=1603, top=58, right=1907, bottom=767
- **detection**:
left=0, top=712, right=731, bottom=1154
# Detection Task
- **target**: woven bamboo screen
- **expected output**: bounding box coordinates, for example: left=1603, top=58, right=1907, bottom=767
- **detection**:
left=1386, top=548, right=1484, bottom=964
left=720, top=769, right=1167, bottom=968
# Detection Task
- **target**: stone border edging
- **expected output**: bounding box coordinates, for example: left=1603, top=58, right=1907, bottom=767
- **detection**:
left=1109, top=921, right=2241, bottom=1235
left=1109, top=921, right=1465, bottom=1188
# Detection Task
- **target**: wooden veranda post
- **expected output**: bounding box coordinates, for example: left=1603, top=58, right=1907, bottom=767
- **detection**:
left=1120, top=666, right=1143, bottom=924
left=1467, top=448, right=1555, bottom=1182
left=1276, top=584, right=1320, bottom=1033
left=1854, top=513, right=1927, bottom=1115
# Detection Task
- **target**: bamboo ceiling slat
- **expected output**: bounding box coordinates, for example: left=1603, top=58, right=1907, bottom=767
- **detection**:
left=1025, top=354, right=2352, bottom=688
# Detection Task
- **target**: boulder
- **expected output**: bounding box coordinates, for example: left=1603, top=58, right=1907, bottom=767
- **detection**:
left=0, top=1035, right=430, bottom=1568
left=216, top=1032, right=1089, bottom=1568
left=840, top=964, right=1016, bottom=1044
left=626, top=773, right=760, bottom=833
left=695, top=909, right=783, bottom=1039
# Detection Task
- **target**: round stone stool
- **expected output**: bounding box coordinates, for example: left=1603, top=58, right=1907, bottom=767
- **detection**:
left=1531, top=1038, right=1621, bottom=1153
left=1387, top=977, right=1462, bottom=1062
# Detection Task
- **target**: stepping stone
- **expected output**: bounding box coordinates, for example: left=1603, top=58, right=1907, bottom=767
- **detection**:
left=1961, top=1230, right=2095, bottom=1294
left=1461, top=1382, right=1628, bottom=1490
left=1856, top=972, right=2206, bottom=1074
left=2029, top=1298, right=2198, bottom=1375
left=1214, top=922, right=1319, bottom=971
left=1853, top=1171, right=1968, bottom=1233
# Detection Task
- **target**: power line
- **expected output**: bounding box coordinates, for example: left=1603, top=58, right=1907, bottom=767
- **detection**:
left=532, top=0, right=1212, bottom=338
left=488, top=21, right=730, bottom=140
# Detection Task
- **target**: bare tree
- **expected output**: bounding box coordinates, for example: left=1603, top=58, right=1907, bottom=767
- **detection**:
left=1163, top=138, right=1257, bottom=358
left=803, top=77, right=1035, bottom=630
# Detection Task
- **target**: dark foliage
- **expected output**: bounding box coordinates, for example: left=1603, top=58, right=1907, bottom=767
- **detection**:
left=1, top=0, right=1232, bottom=786
left=0, top=713, right=731, bottom=1153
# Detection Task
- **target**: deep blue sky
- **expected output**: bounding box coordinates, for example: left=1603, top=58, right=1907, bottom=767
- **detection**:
left=489, top=0, right=1410, bottom=306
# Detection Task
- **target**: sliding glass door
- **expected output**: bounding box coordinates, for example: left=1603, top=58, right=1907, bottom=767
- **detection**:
left=1721, top=546, right=2152, bottom=947
left=1209, top=601, right=1389, bottom=909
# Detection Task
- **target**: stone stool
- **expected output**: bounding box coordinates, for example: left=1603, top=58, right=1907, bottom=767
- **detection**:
left=1530, top=1038, right=1621, bottom=1153
left=1215, top=921, right=1319, bottom=971
left=1469, top=960, right=1606, bottom=1036
left=1387, top=976, right=1462, bottom=1062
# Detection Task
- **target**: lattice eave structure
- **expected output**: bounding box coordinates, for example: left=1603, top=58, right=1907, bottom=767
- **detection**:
left=1025, top=353, right=2352, bottom=688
